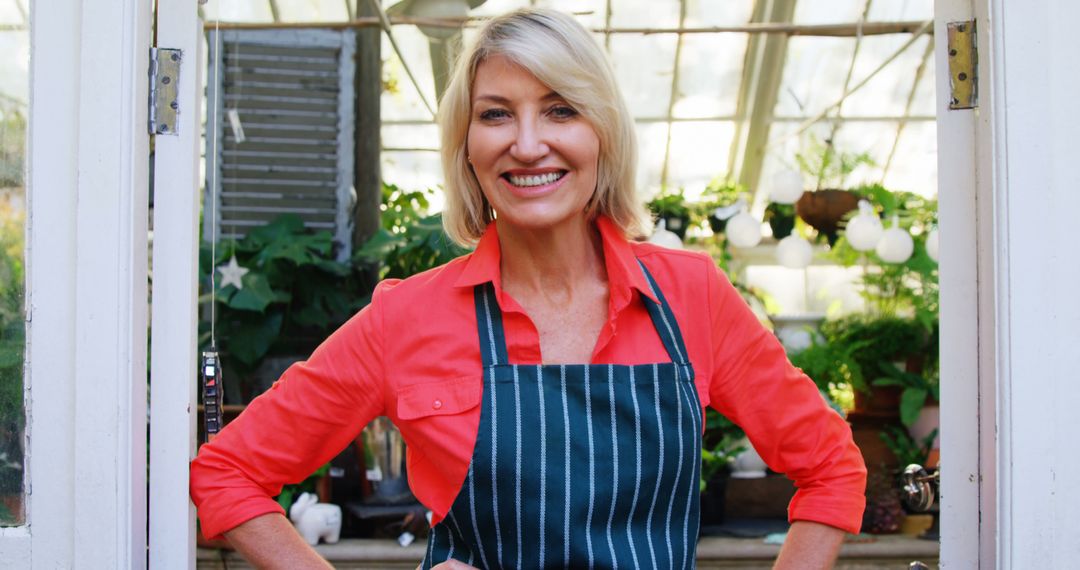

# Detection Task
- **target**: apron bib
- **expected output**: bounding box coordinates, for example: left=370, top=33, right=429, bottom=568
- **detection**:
left=422, top=261, right=702, bottom=569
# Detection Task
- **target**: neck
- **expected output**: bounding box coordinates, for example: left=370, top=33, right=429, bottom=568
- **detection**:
left=497, top=214, right=607, bottom=299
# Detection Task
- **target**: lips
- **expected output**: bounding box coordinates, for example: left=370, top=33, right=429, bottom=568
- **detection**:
left=498, top=169, right=569, bottom=197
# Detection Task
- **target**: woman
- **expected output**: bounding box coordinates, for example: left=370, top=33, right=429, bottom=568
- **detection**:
left=190, top=8, right=866, bottom=569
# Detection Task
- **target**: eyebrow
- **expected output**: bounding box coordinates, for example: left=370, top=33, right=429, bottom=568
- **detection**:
left=473, top=91, right=564, bottom=104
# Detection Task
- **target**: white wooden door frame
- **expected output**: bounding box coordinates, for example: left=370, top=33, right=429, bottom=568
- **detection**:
left=148, top=0, right=203, bottom=567
left=0, top=0, right=153, bottom=567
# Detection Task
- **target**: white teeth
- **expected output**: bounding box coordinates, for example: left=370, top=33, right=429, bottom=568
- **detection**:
left=508, top=172, right=563, bottom=187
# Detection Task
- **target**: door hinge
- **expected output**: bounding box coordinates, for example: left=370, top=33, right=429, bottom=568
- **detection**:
left=148, top=48, right=183, bottom=135
left=947, top=20, right=978, bottom=110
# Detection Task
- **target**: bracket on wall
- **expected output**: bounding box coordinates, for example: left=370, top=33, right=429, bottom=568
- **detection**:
left=148, top=48, right=182, bottom=135
left=947, top=21, right=978, bottom=110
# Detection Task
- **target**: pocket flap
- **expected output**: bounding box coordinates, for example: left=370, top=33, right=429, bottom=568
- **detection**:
left=396, top=377, right=482, bottom=420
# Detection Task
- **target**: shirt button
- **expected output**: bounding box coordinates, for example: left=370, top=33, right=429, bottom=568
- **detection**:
left=432, top=399, right=443, bottom=410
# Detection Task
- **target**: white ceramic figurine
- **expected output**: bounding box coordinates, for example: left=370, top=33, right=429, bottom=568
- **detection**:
left=288, top=492, right=342, bottom=546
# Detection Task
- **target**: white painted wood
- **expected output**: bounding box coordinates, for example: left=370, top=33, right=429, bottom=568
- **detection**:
left=6, top=0, right=153, bottom=567
left=149, top=1, right=203, bottom=569
left=984, top=0, right=1080, bottom=566
left=934, top=1, right=985, bottom=567
left=70, top=0, right=151, bottom=565
left=20, top=0, right=80, bottom=565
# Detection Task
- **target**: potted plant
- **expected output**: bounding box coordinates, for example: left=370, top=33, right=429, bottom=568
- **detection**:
left=699, top=409, right=746, bottom=526
left=695, top=179, right=747, bottom=235
left=647, top=188, right=692, bottom=240
left=764, top=202, right=797, bottom=239
left=792, top=136, right=875, bottom=245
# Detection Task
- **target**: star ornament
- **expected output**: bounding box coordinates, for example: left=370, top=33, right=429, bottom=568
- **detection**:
left=217, top=256, right=249, bottom=290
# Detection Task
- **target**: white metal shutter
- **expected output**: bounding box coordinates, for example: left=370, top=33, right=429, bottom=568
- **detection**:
left=204, top=28, right=356, bottom=259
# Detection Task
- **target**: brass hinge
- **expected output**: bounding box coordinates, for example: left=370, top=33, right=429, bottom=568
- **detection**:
left=148, top=48, right=183, bottom=135
left=947, top=21, right=978, bottom=110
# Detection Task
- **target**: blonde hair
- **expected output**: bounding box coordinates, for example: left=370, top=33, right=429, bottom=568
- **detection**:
left=438, top=7, right=651, bottom=246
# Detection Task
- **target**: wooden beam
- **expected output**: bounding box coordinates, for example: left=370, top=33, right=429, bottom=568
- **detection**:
left=658, top=0, right=688, bottom=190
left=206, top=17, right=934, bottom=37
left=352, top=0, right=381, bottom=250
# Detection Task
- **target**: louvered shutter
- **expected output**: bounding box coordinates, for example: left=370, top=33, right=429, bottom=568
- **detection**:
left=204, top=29, right=356, bottom=260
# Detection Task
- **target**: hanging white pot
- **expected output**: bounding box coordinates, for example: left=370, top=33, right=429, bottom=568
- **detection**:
left=926, top=227, right=940, bottom=262
left=726, top=211, right=763, bottom=248
left=776, top=234, right=813, bottom=269
left=845, top=199, right=884, bottom=252
left=648, top=218, right=684, bottom=249
left=876, top=215, right=914, bottom=263
left=769, top=169, right=805, bottom=205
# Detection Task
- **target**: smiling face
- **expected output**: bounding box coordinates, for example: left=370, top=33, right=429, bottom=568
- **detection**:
left=466, top=55, right=601, bottom=234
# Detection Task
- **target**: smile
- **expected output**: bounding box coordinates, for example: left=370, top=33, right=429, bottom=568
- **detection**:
left=502, top=170, right=567, bottom=188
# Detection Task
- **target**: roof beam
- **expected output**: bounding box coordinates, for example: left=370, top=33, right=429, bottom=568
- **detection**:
left=658, top=0, right=689, bottom=190
left=732, top=0, right=799, bottom=201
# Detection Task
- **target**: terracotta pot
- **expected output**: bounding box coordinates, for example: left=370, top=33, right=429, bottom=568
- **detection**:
left=795, top=189, right=860, bottom=244
left=853, top=385, right=903, bottom=414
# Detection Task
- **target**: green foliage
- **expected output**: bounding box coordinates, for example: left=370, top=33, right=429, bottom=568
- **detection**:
left=0, top=199, right=24, bottom=497
left=274, top=463, right=331, bottom=515
left=873, top=361, right=939, bottom=427
left=0, top=108, right=26, bottom=188
left=820, top=315, right=932, bottom=394
left=829, top=186, right=939, bottom=326
left=355, top=213, right=469, bottom=281
left=880, top=425, right=937, bottom=468
left=700, top=409, right=747, bottom=492
left=199, top=215, right=363, bottom=380
left=788, top=333, right=871, bottom=394
left=646, top=187, right=691, bottom=219
left=794, top=134, right=875, bottom=191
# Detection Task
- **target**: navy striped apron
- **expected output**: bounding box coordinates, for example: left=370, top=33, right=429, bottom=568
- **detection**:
left=422, top=261, right=703, bottom=569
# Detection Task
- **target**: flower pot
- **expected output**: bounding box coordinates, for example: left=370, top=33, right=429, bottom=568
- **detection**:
left=765, top=204, right=796, bottom=239
left=707, top=214, right=728, bottom=235
left=699, top=469, right=730, bottom=526
left=661, top=213, right=691, bottom=240
left=852, top=385, right=903, bottom=414
left=795, top=189, right=860, bottom=245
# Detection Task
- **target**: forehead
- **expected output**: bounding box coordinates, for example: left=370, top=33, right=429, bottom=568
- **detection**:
left=471, top=55, right=557, bottom=102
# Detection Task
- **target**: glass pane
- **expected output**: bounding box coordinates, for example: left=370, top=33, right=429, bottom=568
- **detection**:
left=0, top=0, right=28, bottom=527
left=672, top=33, right=747, bottom=119
left=275, top=0, right=349, bottom=22
left=609, top=33, right=677, bottom=117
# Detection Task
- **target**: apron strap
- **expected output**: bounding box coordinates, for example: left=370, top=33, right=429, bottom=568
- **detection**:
left=475, top=282, right=510, bottom=367
left=635, top=260, right=692, bottom=367
left=472, top=259, right=692, bottom=368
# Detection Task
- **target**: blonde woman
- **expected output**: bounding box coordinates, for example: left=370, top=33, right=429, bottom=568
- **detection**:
left=191, top=8, right=866, bottom=569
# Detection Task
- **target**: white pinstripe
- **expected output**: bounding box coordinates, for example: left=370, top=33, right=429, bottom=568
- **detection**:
left=561, top=365, right=571, bottom=567
left=481, top=287, right=499, bottom=365
left=678, top=379, right=702, bottom=569
left=584, top=365, right=596, bottom=569
left=625, top=366, right=643, bottom=569
left=489, top=364, right=503, bottom=565
left=466, top=463, right=490, bottom=569
left=513, top=365, right=523, bottom=569
left=605, top=364, right=619, bottom=569
left=644, top=364, right=663, bottom=569
left=664, top=365, right=684, bottom=568
left=537, top=365, right=547, bottom=568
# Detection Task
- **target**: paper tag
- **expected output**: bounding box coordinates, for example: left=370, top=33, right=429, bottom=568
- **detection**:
left=397, top=531, right=415, bottom=547
left=366, top=467, right=383, bottom=482
left=226, top=108, right=246, bottom=143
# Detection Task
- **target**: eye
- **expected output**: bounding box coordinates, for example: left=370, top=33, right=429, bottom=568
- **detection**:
left=478, top=108, right=510, bottom=121
left=549, top=105, right=579, bottom=119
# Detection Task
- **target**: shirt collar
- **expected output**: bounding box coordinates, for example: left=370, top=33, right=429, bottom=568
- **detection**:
left=452, top=215, right=659, bottom=304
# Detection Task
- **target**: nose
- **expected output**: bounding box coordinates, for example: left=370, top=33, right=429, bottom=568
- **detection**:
left=509, top=114, right=550, bottom=163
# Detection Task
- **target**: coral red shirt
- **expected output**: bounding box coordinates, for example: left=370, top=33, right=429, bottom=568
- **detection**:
left=190, top=216, right=866, bottom=540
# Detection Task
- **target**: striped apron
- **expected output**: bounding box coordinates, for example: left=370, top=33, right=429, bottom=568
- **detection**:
left=422, top=261, right=703, bottom=569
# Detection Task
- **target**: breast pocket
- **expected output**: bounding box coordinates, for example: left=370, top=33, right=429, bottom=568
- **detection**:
left=393, top=376, right=484, bottom=467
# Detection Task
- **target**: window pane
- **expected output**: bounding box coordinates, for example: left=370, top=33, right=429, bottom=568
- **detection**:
left=0, top=6, right=27, bottom=526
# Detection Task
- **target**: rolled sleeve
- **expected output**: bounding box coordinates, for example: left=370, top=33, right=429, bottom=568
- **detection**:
left=189, top=281, right=393, bottom=540
left=704, top=263, right=867, bottom=535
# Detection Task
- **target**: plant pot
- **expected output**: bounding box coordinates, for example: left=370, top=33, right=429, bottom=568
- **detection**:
left=765, top=204, right=796, bottom=239
left=795, top=189, right=860, bottom=245
left=660, top=213, right=691, bottom=240
left=707, top=214, right=728, bottom=235
left=908, top=403, right=940, bottom=450
left=853, top=385, right=903, bottom=414
left=699, top=469, right=730, bottom=526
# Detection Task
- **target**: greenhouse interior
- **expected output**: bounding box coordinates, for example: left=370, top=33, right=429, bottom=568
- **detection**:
left=2, top=0, right=944, bottom=567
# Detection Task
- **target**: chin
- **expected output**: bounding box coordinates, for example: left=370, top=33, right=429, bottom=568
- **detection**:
left=496, top=206, right=588, bottom=233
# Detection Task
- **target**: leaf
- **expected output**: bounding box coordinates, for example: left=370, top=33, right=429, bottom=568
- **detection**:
left=900, top=387, right=929, bottom=427
left=872, top=377, right=906, bottom=388
left=227, top=312, right=284, bottom=366
left=245, top=214, right=306, bottom=248
left=225, top=272, right=277, bottom=312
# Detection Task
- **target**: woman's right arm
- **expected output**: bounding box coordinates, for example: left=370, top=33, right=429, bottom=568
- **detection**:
left=190, top=283, right=394, bottom=554
left=224, top=513, right=334, bottom=569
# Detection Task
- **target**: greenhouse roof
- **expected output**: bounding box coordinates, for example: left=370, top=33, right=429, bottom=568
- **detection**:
left=0, top=0, right=938, bottom=208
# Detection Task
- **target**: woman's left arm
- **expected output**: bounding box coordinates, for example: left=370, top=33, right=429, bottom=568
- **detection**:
left=774, top=521, right=845, bottom=569
left=701, top=260, right=867, bottom=539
